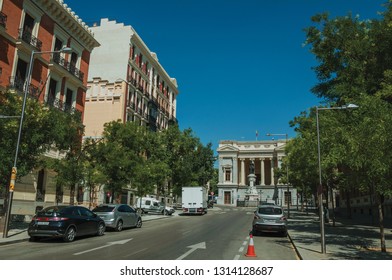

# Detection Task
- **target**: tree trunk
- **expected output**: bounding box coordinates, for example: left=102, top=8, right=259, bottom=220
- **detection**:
left=346, top=190, right=352, bottom=219
left=70, top=184, right=75, bottom=205
left=377, top=194, right=386, bottom=253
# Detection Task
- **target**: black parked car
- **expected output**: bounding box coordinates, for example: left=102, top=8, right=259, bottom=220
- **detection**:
left=28, top=205, right=106, bottom=242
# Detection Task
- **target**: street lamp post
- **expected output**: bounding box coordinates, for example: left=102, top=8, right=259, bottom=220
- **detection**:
left=266, top=133, right=290, bottom=218
left=2, top=47, right=72, bottom=238
left=316, top=103, right=358, bottom=254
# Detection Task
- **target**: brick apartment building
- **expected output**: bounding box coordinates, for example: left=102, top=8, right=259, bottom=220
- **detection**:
left=0, top=0, right=99, bottom=216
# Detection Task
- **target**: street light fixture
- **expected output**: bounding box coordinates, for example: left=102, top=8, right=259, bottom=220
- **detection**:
left=316, top=103, right=359, bottom=254
left=2, top=46, right=72, bottom=238
left=266, top=133, right=290, bottom=218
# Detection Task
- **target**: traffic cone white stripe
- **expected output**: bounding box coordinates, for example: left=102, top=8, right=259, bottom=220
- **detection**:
left=245, top=234, right=257, bottom=257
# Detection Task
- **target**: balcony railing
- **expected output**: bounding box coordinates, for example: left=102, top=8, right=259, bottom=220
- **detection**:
left=46, top=94, right=81, bottom=117
left=52, top=53, right=84, bottom=81
left=8, top=76, right=40, bottom=99
left=0, top=12, right=7, bottom=28
left=18, top=28, right=42, bottom=51
left=36, top=190, right=45, bottom=202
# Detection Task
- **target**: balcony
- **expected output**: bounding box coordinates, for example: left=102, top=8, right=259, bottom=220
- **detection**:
left=52, top=53, right=84, bottom=81
left=0, top=12, right=7, bottom=28
left=169, top=116, right=178, bottom=125
left=8, top=76, right=39, bottom=99
left=46, top=94, right=81, bottom=118
left=137, top=84, right=144, bottom=93
left=18, top=28, right=42, bottom=51
left=36, top=190, right=45, bottom=202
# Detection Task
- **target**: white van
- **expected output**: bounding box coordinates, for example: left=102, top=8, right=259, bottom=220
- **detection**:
left=135, top=197, right=175, bottom=215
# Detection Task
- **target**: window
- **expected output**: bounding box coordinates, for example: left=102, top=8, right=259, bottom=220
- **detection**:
left=47, top=78, right=57, bottom=106
left=36, top=169, right=45, bottom=202
left=284, top=191, right=291, bottom=205
left=258, top=207, right=283, bottom=215
left=79, top=207, right=94, bottom=217
left=225, top=169, right=231, bottom=182
left=65, top=88, right=73, bottom=110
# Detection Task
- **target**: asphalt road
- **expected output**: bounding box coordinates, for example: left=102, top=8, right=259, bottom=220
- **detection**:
left=0, top=207, right=297, bottom=260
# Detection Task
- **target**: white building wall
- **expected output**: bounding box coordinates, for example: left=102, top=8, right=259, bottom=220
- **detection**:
left=88, top=18, right=132, bottom=81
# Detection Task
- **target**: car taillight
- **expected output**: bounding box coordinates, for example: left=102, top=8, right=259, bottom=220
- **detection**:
left=35, top=217, right=69, bottom=221
left=280, top=216, right=287, bottom=221
left=253, top=214, right=261, bottom=219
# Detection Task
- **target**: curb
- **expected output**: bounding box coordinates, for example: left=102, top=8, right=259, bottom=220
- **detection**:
left=288, top=231, right=303, bottom=260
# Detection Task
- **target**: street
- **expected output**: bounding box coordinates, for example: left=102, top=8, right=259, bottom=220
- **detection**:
left=0, top=207, right=297, bottom=260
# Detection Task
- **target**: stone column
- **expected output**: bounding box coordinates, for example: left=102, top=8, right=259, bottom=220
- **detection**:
left=271, top=158, right=275, bottom=185
left=260, top=158, right=265, bottom=185
left=240, top=159, right=245, bottom=185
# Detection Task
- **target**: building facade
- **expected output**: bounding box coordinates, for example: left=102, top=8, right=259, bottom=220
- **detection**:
left=0, top=0, right=99, bottom=216
left=217, top=139, right=297, bottom=207
left=84, top=18, right=179, bottom=139
left=83, top=18, right=179, bottom=206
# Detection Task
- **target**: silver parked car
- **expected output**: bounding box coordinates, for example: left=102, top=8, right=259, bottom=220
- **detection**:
left=252, top=205, right=288, bottom=237
left=92, top=204, right=142, bottom=232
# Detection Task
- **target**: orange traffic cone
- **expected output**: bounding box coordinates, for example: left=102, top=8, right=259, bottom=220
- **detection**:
left=245, top=234, right=257, bottom=257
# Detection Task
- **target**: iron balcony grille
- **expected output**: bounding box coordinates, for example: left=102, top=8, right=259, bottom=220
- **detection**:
left=52, top=53, right=84, bottom=81
left=18, top=28, right=42, bottom=51
left=0, top=12, right=7, bottom=28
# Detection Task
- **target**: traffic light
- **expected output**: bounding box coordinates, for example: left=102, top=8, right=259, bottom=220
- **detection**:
left=9, top=167, right=17, bottom=192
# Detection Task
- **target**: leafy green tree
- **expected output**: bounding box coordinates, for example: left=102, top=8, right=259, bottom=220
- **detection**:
left=347, top=95, right=392, bottom=252
left=300, top=2, right=392, bottom=252
left=0, top=90, right=83, bottom=207
left=94, top=121, right=146, bottom=202
left=161, top=125, right=215, bottom=197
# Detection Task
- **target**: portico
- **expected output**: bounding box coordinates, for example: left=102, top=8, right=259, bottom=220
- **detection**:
left=217, top=140, right=297, bottom=207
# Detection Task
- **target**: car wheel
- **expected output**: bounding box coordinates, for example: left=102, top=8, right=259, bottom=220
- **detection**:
left=136, top=218, right=142, bottom=228
left=115, top=220, right=123, bottom=232
left=252, top=228, right=258, bottom=236
left=281, top=231, right=288, bottom=237
left=63, top=227, right=76, bottom=242
left=164, top=210, right=169, bottom=215
left=29, top=236, right=39, bottom=242
left=97, top=222, right=105, bottom=236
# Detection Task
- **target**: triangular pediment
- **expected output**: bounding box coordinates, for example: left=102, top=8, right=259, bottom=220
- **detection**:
left=217, top=144, right=239, bottom=152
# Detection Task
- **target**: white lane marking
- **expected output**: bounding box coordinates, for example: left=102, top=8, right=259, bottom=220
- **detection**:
left=73, top=238, right=133, bottom=256
left=176, top=241, right=206, bottom=260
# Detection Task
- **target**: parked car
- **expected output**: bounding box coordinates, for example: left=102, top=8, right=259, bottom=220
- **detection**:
left=135, top=197, right=175, bottom=215
left=92, top=204, right=142, bottom=231
left=252, top=205, right=288, bottom=237
left=28, top=205, right=106, bottom=242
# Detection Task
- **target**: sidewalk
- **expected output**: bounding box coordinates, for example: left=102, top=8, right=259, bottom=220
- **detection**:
left=288, top=209, right=392, bottom=260
left=1, top=208, right=392, bottom=260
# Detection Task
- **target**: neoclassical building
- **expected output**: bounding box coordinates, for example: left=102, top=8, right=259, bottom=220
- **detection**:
left=217, top=139, right=297, bottom=207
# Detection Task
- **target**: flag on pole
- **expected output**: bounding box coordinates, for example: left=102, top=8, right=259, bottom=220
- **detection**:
left=256, top=130, right=259, bottom=140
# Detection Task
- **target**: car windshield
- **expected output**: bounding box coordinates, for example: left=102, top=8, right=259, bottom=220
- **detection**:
left=37, top=206, right=68, bottom=216
left=93, top=205, right=116, bottom=212
left=258, top=207, right=283, bottom=215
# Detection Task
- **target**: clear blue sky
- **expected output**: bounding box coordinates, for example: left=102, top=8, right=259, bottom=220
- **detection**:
left=65, top=0, right=386, bottom=150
